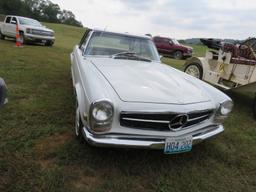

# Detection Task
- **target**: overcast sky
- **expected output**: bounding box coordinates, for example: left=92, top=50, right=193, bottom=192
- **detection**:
left=51, top=0, right=255, bottom=40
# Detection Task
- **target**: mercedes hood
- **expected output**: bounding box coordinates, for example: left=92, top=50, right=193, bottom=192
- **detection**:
left=89, top=58, right=211, bottom=104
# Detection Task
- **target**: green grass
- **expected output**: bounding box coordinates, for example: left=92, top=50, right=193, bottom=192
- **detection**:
left=0, top=23, right=256, bottom=192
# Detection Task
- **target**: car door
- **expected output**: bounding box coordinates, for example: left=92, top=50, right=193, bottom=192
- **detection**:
left=161, top=38, right=172, bottom=54
left=154, top=37, right=168, bottom=54
left=8, top=17, right=18, bottom=37
left=2, top=16, right=12, bottom=36
left=153, top=37, right=161, bottom=50
left=167, top=39, right=176, bottom=54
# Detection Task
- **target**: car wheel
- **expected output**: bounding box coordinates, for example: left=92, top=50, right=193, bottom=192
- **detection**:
left=45, top=41, right=54, bottom=46
left=184, top=62, right=203, bottom=79
left=253, top=96, right=256, bottom=120
left=19, top=33, right=26, bottom=44
left=0, top=32, right=5, bottom=40
left=174, top=51, right=183, bottom=59
left=75, top=99, right=84, bottom=141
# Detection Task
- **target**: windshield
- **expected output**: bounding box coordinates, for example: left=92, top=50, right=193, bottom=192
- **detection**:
left=18, top=18, right=42, bottom=27
left=84, top=32, right=160, bottom=61
left=172, top=39, right=180, bottom=45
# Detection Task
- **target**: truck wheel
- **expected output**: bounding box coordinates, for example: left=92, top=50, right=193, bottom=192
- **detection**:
left=45, top=41, right=54, bottom=46
left=75, top=99, right=84, bottom=142
left=19, top=33, right=26, bottom=44
left=0, top=32, right=5, bottom=40
left=174, top=51, right=183, bottom=59
left=253, top=96, right=256, bottom=120
left=184, top=62, right=203, bottom=79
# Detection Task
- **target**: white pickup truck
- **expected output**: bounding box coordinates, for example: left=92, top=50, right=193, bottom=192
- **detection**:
left=0, top=15, right=55, bottom=46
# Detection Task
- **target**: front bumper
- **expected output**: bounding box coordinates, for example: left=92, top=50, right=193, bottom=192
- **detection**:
left=183, top=52, right=193, bottom=57
left=25, top=34, right=55, bottom=42
left=82, top=124, right=224, bottom=149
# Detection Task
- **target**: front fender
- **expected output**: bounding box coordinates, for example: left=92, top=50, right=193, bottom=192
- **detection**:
left=184, top=56, right=209, bottom=77
left=74, top=83, right=88, bottom=122
left=184, top=57, right=203, bottom=68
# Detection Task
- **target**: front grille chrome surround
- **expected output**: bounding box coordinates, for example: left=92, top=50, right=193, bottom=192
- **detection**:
left=32, top=29, right=54, bottom=37
left=120, top=110, right=214, bottom=131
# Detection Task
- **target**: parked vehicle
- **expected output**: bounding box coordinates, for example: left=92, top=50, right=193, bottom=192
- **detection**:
left=70, top=29, right=233, bottom=154
left=153, top=36, right=193, bottom=59
left=0, top=78, right=7, bottom=107
left=0, top=15, right=55, bottom=46
left=184, top=38, right=256, bottom=119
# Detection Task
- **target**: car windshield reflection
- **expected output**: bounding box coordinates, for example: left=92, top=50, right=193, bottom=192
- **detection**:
left=84, top=31, right=160, bottom=62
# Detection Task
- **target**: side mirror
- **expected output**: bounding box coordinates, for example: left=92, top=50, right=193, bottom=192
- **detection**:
left=169, top=41, right=173, bottom=45
left=11, top=20, right=17, bottom=25
left=0, top=78, right=7, bottom=107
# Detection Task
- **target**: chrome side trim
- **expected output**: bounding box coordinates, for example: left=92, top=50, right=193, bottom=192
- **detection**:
left=120, top=109, right=215, bottom=115
left=187, top=114, right=210, bottom=122
left=122, top=117, right=169, bottom=124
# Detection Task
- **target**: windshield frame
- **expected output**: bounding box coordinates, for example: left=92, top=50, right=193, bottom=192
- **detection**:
left=83, top=31, right=161, bottom=62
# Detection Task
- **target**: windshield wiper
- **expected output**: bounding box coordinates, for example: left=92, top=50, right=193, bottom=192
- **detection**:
left=111, top=51, right=152, bottom=62
left=111, top=51, right=136, bottom=58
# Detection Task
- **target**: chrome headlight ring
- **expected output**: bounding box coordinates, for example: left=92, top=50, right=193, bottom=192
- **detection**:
left=215, top=100, right=233, bottom=123
left=89, top=100, right=114, bottom=132
left=219, top=100, right=233, bottom=116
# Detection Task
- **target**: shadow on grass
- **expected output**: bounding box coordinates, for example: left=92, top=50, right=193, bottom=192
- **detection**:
left=56, top=136, right=224, bottom=173
left=2, top=37, right=50, bottom=47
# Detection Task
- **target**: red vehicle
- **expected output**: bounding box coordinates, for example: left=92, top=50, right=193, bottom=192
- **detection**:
left=153, top=36, right=193, bottom=59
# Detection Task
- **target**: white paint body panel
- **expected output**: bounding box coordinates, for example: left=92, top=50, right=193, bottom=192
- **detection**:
left=71, top=30, right=232, bottom=148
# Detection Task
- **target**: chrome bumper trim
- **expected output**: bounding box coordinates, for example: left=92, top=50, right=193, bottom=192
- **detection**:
left=82, top=125, right=224, bottom=149
left=25, top=34, right=55, bottom=41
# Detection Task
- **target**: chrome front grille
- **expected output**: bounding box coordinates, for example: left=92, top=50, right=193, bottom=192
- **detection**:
left=32, top=29, right=54, bottom=37
left=120, top=110, right=214, bottom=131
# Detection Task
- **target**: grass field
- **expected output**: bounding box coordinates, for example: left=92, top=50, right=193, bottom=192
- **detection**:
left=0, top=23, right=256, bottom=192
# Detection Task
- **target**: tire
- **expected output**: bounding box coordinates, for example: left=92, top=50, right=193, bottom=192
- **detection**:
left=184, top=62, right=203, bottom=79
left=173, top=50, right=183, bottom=60
left=19, top=32, right=26, bottom=44
left=253, top=96, right=256, bottom=120
left=0, top=31, right=5, bottom=40
left=45, top=41, right=54, bottom=46
left=75, top=98, right=84, bottom=142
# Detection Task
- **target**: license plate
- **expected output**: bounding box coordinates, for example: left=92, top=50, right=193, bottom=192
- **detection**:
left=164, top=136, right=193, bottom=154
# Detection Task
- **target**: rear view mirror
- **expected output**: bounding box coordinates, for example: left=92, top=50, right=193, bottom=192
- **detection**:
left=0, top=78, right=7, bottom=107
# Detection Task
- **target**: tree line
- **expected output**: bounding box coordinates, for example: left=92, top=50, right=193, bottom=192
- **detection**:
left=0, top=0, right=83, bottom=27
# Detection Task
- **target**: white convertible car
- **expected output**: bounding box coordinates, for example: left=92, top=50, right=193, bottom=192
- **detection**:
left=70, top=29, right=233, bottom=154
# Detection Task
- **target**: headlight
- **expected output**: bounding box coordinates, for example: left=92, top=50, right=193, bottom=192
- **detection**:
left=215, top=100, right=233, bottom=123
left=26, top=28, right=32, bottom=34
left=220, top=100, right=233, bottom=116
left=89, top=100, right=114, bottom=132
